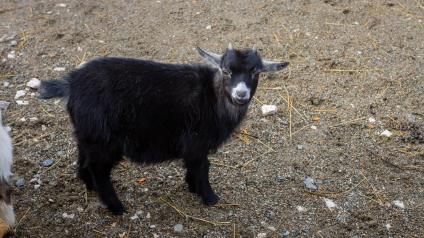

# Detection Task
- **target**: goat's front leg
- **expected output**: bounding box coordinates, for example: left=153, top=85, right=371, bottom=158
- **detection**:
left=184, top=155, right=219, bottom=205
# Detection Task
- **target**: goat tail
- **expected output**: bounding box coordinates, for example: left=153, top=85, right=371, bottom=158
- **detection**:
left=38, top=77, right=70, bottom=99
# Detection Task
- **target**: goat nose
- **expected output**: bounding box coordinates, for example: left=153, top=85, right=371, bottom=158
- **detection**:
left=236, top=90, right=247, bottom=98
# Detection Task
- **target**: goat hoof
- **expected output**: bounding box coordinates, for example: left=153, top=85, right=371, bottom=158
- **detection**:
left=202, top=193, right=220, bottom=206
left=107, top=202, right=126, bottom=215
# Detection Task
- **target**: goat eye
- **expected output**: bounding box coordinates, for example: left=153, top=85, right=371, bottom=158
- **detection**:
left=222, top=69, right=232, bottom=77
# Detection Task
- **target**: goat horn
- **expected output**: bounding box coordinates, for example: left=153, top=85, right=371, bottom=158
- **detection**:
left=228, top=43, right=233, bottom=50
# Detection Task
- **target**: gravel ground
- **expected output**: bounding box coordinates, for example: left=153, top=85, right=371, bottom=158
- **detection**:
left=1, top=0, right=423, bottom=237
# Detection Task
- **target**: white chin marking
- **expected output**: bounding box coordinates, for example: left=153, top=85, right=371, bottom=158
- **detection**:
left=231, top=82, right=250, bottom=100
left=0, top=202, right=15, bottom=226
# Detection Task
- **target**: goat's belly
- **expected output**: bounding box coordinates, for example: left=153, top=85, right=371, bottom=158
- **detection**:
left=123, top=142, right=180, bottom=164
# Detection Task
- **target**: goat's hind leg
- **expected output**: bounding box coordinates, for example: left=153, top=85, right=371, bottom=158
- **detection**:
left=85, top=145, right=125, bottom=215
left=77, top=147, right=95, bottom=191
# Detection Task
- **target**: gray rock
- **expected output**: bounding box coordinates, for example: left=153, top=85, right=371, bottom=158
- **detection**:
left=276, top=176, right=284, bottom=183
left=0, top=101, right=10, bottom=110
left=41, top=159, right=54, bottom=167
left=280, top=229, right=290, bottom=237
left=174, top=224, right=183, bottom=232
left=304, top=176, right=318, bottom=191
left=15, top=178, right=25, bottom=188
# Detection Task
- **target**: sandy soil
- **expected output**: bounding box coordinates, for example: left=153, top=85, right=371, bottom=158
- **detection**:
left=1, top=0, right=423, bottom=237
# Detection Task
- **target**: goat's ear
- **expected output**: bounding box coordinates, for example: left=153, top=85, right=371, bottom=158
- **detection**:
left=261, top=60, right=289, bottom=72
left=196, top=47, right=222, bottom=67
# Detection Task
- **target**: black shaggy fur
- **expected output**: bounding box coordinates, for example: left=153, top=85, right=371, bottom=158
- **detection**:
left=39, top=46, right=288, bottom=215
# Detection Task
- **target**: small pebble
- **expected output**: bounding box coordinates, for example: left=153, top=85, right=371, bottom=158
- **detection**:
left=174, top=224, right=183, bottom=232
left=3, top=81, right=10, bottom=87
left=42, top=125, right=47, bottom=131
left=15, top=178, right=25, bottom=188
left=7, top=51, right=16, bottom=59
left=304, top=176, right=318, bottom=191
left=16, top=100, right=29, bottom=105
left=311, top=125, right=317, bottom=130
left=130, top=214, right=139, bottom=220
left=296, top=144, right=305, bottom=150
left=29, top=117, right=38, bottom=122
left=53, top=67, right=66, bottom=71
left=14, top=90, right=26, bottom=99
left=393, top=200, right=405, bottom=209
left=368, top=117, right=376, bottom=123
left=27, top=78, right=41, bottom=89
left=10, top=40, right=17, bottom=46
left=56, top=3, right=67, bottom=7
left=267, top=226, right=276, bottom=232
left=261, top=105, right=278, bottom=116
left=41, top=159, right=54, bottom=167
left=276, top=175, right=284, bottom=183
left=0, top=101, right=10, bottom=110
left=62, top=212, right=75, bottom=219
left=34, top=184, right=41, bottom=189
left=296, top=206, right=307, bottom=212
left=257, top=232, right=267, bottom=238
left=281, top=229, right=290, bottom=237
left=310, top=97, right=323, bottom=106
left=149, top=225, right=156, bottom=229
left=323, top=198, right=337, bottom=209
left=380, top=129, right=393, bottom=137
left=146, top=212, right=151, bottom=219
left=206, top=25, right=212, bottom=29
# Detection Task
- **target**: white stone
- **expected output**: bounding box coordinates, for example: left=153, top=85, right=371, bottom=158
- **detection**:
left=29, top=117, right=38, bottom=122
left=7, top=51, right=15, bottom=59
left=146, top=212, right=151, bottom=219
left=174, top=224, right=183, bottom=232
left=34, top=184, right=41, bottom=189
left=16, top=100, right=29, bottom=105
left=10, top=40, right=17, bottom=46
left=368, top=117, right=376, bottom=123
left=257, top=233, right=267, bottom=238
left=267, top=226, right=276, bottom=231
left=149, top=225, right=156, bottom=229
left=261, top=105, right=278, bottom=116
left=62, top=212, right=75, bottom=219
left=27, top=78, right=41, bottom=89
left=385, top=223, right=392, bottom=229
left=42, top=125, right=47, bottom=131
left=130, top=214, right=139, bottom=220
left=56, top=3, right=67, bottom=7
left=3, top=82, right=10, bottom=87
left=311, top=125, right=317, bottom=130
left=19, top=117, right=26, bottom=122
left=393, top=200, right=405, bottom=209
left=53, top=67, right=66, bottom=71
left=323, top=198, right=337, bottom=209
left=380, top=129, right=392, bottom=137
left=15, top=90, right=26, bottom=99
left=206, top=25, right=212, bottom=29
left=296, top=206, right=307, bottom=212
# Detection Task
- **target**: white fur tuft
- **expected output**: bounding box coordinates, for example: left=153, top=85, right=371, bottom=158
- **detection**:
left=0, top=112, right=13, bottom=181
left=0, top=201, right=15, bottom=226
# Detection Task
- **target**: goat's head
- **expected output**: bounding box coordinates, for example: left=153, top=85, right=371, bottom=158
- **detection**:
left=197, top=44, right=289, bottom=106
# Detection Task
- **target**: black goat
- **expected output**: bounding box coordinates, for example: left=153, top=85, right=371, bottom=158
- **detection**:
left=39, top=45, right=289, bottom=215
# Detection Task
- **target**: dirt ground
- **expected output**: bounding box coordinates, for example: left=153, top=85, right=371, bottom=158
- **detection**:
left=1, top=0, right=424, bottom=237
